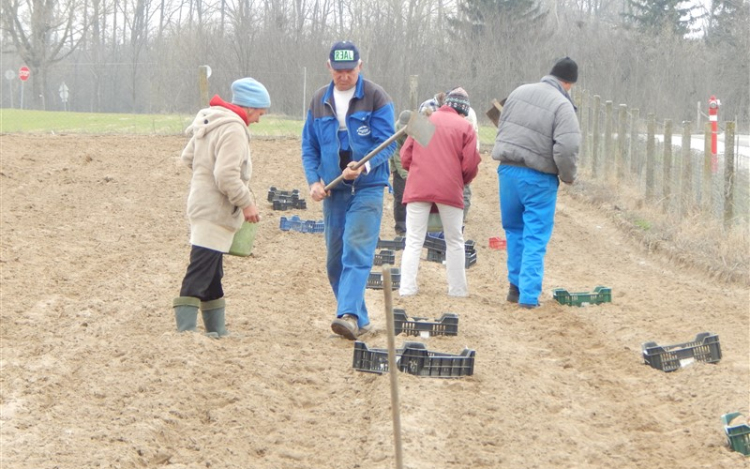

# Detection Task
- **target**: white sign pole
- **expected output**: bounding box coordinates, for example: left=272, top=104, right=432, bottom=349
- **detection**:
left=59, top=82, right=69, bottom=111
left=4, top=70, right=14, bottom=108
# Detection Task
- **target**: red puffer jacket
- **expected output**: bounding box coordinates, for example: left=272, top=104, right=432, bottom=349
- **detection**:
left=400, top=106, right=480, bottom=209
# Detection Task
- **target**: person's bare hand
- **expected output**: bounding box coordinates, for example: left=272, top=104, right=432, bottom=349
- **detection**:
left=309, top=182, right=329, bottom=202
left=343, top=161, right=364, bottom=180
left=242, top=204, right=260, bottom=223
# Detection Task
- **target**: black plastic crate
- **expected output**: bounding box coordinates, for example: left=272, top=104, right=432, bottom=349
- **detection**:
left=393, top=309, right=459, bottom=337
left=268, top=187, right=306, bottom=210
left=377, top=237, right=405, bottom=251
left=272, top=199, right=291, bottom=210
left=423, top=233, right=475, bottom=253
left=373, top=249, right=396, bottom=266
left=426, top=248, right=445, bottom=263
left=400, top=342, right=476, bottom=377
left=425, top=248, right=477, bottom=268
left=642, top=332, right=722, bottom=372
left=423, top=234, right=446, bottom=252
left=367, top=268, right=400, bottom=290
left=352, top=341, right=402, bottom=374
left=267, top=186, right=299, bottom=202
left=353, top=341, right=475, bottom=377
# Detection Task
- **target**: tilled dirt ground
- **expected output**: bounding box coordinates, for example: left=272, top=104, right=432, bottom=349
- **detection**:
left=1, top=134, right=748, bottom=469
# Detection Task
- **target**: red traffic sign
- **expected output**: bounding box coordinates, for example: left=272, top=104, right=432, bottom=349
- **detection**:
left=19, top=66, right=30, bottom=81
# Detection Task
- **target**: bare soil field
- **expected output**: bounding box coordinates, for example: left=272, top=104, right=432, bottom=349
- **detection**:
left=1, top=134, right=748, bottom=469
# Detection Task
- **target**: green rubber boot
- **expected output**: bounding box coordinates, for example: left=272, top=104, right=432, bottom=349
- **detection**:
left=201, top=298, right=228, bottom=337
left=173, top=296, right=200, bottom=332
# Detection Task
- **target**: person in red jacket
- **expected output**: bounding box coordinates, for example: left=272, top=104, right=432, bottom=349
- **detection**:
left=398, top=87, right=481, bottom=297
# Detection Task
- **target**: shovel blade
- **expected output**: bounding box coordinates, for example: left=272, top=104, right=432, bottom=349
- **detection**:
left=405, top=111, right=435, bottom=148
left=486, top=99, right=504, bottom=128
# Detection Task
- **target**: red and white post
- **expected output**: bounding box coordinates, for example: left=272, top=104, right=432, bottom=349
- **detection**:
left=708, top=95, right=720, bottom=172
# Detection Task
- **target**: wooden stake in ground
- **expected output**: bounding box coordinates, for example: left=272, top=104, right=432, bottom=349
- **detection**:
left=382, top=267, right=404, bottom=469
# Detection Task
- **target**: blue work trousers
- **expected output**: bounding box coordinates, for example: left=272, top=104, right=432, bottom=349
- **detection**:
left=498, top=165, right=559, bottom=306
left=323, top=186, right=383, bottom=328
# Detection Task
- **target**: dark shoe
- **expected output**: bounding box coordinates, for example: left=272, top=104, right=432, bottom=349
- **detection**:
left=507, top=284, right=519, bottom=303
left=519, top=303, right=539, bottom=309
left=331, top=314, right=359, bottom=340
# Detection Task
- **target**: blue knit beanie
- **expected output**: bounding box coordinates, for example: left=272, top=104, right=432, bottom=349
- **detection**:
left=231, top=78, right=271, bottom=108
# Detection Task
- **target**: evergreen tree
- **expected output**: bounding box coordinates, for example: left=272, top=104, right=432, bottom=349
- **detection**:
left=622, top=0, right=704, bottom=37
left=706, top=0, right=750, bottom=46
left=449, top=0, right=547, bottom=39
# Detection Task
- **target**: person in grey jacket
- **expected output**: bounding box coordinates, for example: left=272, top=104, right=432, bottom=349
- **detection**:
left=491, top=57, right=581, bottom=309
left=173, top=77, right=270, bottom=337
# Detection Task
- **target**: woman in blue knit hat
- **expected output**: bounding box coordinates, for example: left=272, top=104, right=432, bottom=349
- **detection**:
left=173, top=77, right=270, bottom=337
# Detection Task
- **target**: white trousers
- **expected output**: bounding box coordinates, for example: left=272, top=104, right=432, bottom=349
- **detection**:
left=399, top=201, right=468, bottom=297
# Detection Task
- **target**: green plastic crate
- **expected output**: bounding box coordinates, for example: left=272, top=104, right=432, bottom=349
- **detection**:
left=552, top=286, right=612, bottom=306
left=642, top=332, right=722, bottom=372
left=722, top=412, right=750, bottom=456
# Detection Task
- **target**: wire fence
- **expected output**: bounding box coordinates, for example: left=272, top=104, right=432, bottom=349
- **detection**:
left=575, top=90, right=750, bottom=230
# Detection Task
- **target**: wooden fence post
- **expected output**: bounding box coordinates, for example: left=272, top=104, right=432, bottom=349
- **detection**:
left=724, top=121, right=736, bottom=228
left=580, top=90, right=589, bottom=167
left=409, top=75, right=419, bottom=112
left=199, top=66, right=210, bottom=108
left=645, top=113, right=656, bottom=202
left=629, top=108, right=640, bottom=177
left=617, top=104, right=627, bottom=183
left=680, top=121, right=693, bottom=215
left=703, top=122, right=713, bottom=213
left=592, top=95, right=601, bottom=178
left=604, top=101, right=613, bottom=181
left=663, top=119, right=673, bottom=212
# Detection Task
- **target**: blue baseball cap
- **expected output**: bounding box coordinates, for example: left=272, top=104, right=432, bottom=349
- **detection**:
left=329, top=41, right=360, bottom=70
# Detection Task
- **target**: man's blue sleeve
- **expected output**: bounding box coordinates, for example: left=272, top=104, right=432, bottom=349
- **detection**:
left=365, top=101, right=396, bottom=170
left=301, top=108, right=321, bottom=186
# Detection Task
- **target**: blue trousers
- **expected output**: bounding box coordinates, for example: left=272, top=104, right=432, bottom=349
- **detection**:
left=323, top=186, right=383, bottom=327
left=498, top=165, right=559, bottom=306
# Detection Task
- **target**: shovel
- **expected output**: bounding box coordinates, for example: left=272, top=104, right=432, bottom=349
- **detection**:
left=485, top=98, right=505, bottom=128
left=324, top=110, right=435, bottom=191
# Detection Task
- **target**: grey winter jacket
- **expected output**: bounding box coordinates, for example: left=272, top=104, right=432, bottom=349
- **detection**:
left=491, top=76, right=580, bottom=183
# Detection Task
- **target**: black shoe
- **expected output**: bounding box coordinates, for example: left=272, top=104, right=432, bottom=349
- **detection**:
left=519, top=302, right=540, bottom=309
left=507, top=284, right=519, bottom=303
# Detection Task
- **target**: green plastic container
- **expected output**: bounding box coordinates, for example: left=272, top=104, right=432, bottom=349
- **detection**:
left=553, top=286, right=612, bottom=306
left=228, top=222, right=258, bottom=257
left=427, top=212, right=443, bottom=232
left=722, top=412, right=750, bottom=456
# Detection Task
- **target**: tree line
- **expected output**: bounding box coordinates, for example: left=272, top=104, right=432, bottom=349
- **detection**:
left=1, top=0, right=748, bottom=127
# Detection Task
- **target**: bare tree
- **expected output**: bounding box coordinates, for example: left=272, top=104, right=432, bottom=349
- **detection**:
left=1, top=0, right=86, bottom=109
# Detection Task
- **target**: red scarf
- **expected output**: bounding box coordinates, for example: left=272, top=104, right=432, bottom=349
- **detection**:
left=209, top=95, right=249, bottom=125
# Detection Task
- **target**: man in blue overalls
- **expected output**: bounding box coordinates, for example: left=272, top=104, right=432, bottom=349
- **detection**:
left=302, top=41, right=396, bottom=339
